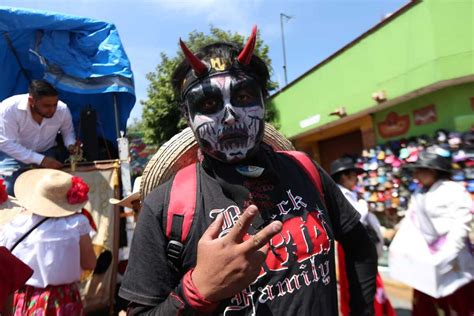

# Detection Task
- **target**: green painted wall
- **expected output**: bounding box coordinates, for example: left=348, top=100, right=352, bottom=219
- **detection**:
left=272, top=0, right=474, bottom=138
left=373, top=81, right=474, bottom=142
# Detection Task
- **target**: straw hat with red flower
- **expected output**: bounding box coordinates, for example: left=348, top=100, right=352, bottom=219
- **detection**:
left=14, top=169, right=89, bottom=218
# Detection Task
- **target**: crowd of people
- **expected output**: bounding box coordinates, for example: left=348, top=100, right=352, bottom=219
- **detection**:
left=0, top=26, right=473, bottom=316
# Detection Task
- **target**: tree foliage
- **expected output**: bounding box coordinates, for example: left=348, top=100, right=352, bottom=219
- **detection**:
left=141, top=26, right=279, bottom=145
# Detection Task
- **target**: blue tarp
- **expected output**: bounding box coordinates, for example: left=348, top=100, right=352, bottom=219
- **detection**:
left=0, top=7, right=136, bottom=144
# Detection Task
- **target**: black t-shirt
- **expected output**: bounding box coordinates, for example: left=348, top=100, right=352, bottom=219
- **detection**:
left=119, top=150, right=361, bottom=315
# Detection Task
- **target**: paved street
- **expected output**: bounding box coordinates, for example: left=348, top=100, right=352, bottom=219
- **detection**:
left=380, top=266, right=412, bottom=316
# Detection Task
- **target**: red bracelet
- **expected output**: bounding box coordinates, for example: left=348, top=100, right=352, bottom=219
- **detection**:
left=182, top=268, right=219, bottom=313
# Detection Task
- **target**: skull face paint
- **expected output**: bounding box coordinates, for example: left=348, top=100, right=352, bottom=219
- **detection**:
left=184, top=73, right=265, bottom=163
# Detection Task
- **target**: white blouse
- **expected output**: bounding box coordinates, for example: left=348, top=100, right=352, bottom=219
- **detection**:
left=0, top=213, right=92, bottom=288
left=337, top=184, right=384, bottom=257
left=408, top=180, right=472, bottom=263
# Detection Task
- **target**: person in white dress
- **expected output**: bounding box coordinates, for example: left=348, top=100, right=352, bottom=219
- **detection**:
left=402, top=147, right=473, bottom=315
left=0, top=169, right=96, bottom=316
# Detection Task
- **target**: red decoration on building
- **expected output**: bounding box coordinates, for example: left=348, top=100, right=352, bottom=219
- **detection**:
left=377, top=112, right=410, bottom=139
left=413, top=104, right=437, bottom=126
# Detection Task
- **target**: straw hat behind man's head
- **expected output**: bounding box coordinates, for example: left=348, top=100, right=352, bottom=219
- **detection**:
left=14, top=169, right=90, bottom=218
left=109, top=176, right=142, bottom=209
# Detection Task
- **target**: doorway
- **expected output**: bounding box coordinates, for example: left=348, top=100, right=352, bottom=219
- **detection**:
left=318, top=130, right=363, bottom=172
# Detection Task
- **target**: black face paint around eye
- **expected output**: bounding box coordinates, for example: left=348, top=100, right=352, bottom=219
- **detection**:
left=230, top=77, right=262, bottom=108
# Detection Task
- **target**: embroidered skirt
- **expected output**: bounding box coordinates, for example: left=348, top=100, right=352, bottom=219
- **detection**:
left=13, top=283, right=83, bottom=316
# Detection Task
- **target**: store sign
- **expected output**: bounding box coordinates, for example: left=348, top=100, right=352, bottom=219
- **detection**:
left=413, top=104, right=437, bottom=126
left=299, top=114, right=321, bottom=128
left=377, top=112, right=410, bottom=139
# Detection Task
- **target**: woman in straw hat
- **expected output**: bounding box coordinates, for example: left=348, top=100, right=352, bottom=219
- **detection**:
left=395, top=146, right=474, bottom=315
left=119, top=26, right=377, bottom=316
left=0, top=169, right=96, bottom=316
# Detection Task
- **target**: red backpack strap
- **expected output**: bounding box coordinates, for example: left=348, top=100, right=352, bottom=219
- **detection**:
left=280, top=151, right=326, bottom=206
left=166, top=163, right=198, bottom=264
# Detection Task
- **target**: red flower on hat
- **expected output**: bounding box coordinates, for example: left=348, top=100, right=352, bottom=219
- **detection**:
left=0, top=179, right=8, bottom=204
left=67, top=176, right=89, bottom=204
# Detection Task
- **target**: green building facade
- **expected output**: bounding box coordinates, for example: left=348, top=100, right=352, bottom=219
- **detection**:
left=270, top=0, right=474, bottom=168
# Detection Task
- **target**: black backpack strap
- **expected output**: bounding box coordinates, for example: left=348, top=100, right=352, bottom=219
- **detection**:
left=166, top=163, right=199, bottom=269
left=167, top=214, right=184, bottom=264
left=10, top=217, right=49, bottom=252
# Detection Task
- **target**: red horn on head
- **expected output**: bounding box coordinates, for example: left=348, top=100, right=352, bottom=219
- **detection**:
left=179, top=38, right=208, bottom=76
left=237, top=25, right=257, bottom=65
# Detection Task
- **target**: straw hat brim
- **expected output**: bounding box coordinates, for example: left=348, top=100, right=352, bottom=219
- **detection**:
left=109, top=192, right=140, bottom=209
left=0, top=197, right=25, bottom=225
left=141, top=123, right=295, bottom=198
left=14, top=169, right=87, bottom=218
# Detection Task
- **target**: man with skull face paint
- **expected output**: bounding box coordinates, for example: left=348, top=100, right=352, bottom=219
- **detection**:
left=120, top=27, right=377, bottom=316
left=185, top=73, right=265, bottom=163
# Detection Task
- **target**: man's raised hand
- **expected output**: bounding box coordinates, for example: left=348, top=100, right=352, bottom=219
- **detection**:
left=192, top=205, right=282, bottom=302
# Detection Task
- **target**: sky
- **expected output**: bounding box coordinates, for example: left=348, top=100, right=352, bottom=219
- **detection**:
left=1, top=0, right=409, bottom=126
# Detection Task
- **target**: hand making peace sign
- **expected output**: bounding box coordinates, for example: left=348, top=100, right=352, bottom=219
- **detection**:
left=192, top=204, right=283, bottom=302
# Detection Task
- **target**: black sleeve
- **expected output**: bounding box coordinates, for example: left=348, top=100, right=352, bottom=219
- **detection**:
left=339, top=222, right=378, bottom=316
left=317, top=165, right=361, bottom=239
left=119, top=185, right=195, bottom=315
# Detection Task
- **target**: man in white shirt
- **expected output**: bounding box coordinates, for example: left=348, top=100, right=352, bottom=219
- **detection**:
left=0, top=80, right=77, bottom=194
left=330, top=156, right=383, bottom=256
left=330, top=156, right=396, bottom=316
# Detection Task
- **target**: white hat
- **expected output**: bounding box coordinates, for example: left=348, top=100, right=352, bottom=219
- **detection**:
left=109, top=176, right=142, bottom=208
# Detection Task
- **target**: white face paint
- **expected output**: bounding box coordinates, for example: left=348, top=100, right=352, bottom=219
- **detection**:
left=184, top=73, right=265, bottom=163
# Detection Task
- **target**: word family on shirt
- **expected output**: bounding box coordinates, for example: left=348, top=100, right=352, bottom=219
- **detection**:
left=210, top=188, right=334, bottom=315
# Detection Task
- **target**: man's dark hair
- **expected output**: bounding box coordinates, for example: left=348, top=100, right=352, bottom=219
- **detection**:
left=172, top=42, right=270, bottom=105
left=28, top=80, right=58, bottom=99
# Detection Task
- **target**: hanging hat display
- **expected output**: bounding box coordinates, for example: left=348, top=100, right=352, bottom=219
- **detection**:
left=448, top=132, right=462, bottom=149
left=434, top=129, right=450, bottom=143
left=466, top=180, right=474, bottom=193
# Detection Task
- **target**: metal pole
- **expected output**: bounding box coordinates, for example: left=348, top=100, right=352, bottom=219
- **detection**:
left=280, top=13, right=288, bottom=86
left=280, top=13, right=292, bottom=86
left=112, top=93, right=120, bottom=140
